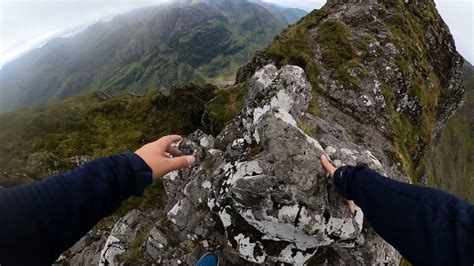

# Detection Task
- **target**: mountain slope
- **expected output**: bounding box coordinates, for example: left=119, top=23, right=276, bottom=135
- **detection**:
left=0, top=84, right=216, bottom=187
left=0, top=0, right=305, bottom=113
left=249, top=0, right=308, bottom=24
left=422, top=61, right=474, bottom=202
left=237, top=0, right=464, bottom=182
left=0, top=0, right=466, bottom=264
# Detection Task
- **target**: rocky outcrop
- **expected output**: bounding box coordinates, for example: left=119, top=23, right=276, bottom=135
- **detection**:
left=60, top=0, right=465, bottom=264
left=55, top=232, right=108, bottom=265
left=161, top=64, right=401, bottom=264
left=98, top=210, right=154, bottom=265
left=87, top=65, right=401, bottom=264
left=239, top=0, right=464, bottom=173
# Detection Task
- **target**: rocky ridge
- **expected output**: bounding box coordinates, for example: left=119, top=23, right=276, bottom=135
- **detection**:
left=238, top=0, right=464, bottom=182
left=77, top=65, right=401, bottom=265
left=54, top=0, right=465, bottom=264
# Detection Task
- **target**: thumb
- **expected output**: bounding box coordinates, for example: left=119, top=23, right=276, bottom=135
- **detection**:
left=164, top=155, right=196, bottom=172
left=320, top=155, right=336, bottom=178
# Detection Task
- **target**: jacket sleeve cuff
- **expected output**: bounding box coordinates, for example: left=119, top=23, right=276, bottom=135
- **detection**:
left=334, top=165, right=354, bottom=200
left=123, top=152, right=153, bottom=196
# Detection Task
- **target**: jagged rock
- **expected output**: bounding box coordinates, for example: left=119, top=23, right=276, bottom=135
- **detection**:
left=165, top=64, right=400, bottom=264
left=96, top=92, right=111, bottom=101
left=235, top=51, right=275, bottom=83
left=59, top=1, right=465, bottom=264
left=55, top=231, right=108, bottom=265
left=99, top=210, right=153, bottom=265
left=145, top=226, right=169, bottom=261
left=239, top=0, right=464, bottom=168
left=61, top=156, right=92, bottom=169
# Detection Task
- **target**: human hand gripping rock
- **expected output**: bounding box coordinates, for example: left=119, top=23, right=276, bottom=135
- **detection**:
left=135, top=135, right=196, bottom=180
left=320, top=155, right=356, bottom=216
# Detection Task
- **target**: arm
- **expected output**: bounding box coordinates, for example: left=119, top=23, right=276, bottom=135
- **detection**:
left=320, top=156, right=474, bottom=265
left=0, top=135, right=195, bottom=265
left=0, top=153, right=152, bottom=264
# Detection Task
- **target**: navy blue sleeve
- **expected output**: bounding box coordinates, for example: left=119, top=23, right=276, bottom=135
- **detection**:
left=334, top=166, right=474, bottom=265
left=0, top=152, right=153, bottom=265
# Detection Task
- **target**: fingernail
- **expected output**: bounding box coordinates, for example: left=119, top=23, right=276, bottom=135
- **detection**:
left=186, top=156, right=196, bottom=165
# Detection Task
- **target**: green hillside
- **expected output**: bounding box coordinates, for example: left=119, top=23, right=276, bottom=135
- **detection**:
left=0, top=0, right=305, bottom=113
left=0, top=80, right=250, bottom=219
left=0, top=84, right=217, bottom=187
left=422, top=62, right=474, bottom=202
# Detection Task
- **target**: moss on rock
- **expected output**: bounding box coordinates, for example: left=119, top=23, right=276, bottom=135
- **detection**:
left=205, top=82, right=248, bottom=131
left=317, top=20, right=361, bottom=90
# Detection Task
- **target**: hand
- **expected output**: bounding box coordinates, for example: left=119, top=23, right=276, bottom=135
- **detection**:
left=320, top=155, right=356, bottom=216
left=135, top=135, right=196, bottom=180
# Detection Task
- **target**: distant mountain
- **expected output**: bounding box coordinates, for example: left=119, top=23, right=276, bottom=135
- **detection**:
left=249, top=0, right=308, bottom=24
left=0, top=0, right=306, bottom=113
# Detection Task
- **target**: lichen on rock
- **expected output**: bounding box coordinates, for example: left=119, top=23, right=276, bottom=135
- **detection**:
left=60, top=0, right=465, bottom=264
left=162, top=64, right=399, bottom=264
left=239, top=0, right=464, bottom=182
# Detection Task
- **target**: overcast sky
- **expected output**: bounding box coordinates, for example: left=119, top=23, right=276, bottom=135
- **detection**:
left=0, top=0, right=472, bottom=67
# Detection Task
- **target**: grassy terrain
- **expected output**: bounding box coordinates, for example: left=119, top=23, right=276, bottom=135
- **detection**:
left=263, top=0, right=457, bottom=183
left=0, top=81, right=248, bottom=246
left=0, top=81, right=252, bottom=229
left=0, top=84, right=216, bottom=186
left=422, top=63, right=474, bottom=202
left=381, top=0, right=460, bottom=183
left=206, top=82, right=248, bottom=131
left=264, top=1, right=360, bottom=115
left=317, top=20, right=360, bottom=90
left=265, top=8, right=327, bottom=115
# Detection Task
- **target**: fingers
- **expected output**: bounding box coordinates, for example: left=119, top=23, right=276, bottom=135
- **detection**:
left=347, top=200, right=356, bottom=217
left=166, top=146, right=181, bottom=157
left=320, top=155, right=336, bottom=178
left=157, top=135, right=182, bottom=152
left=163, top=155, right=196, bottom=173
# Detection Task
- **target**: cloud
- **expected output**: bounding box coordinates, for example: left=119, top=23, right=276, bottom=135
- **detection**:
left=263, top=0, right=324, bottom=11
left=0, top=0, right=472, bottom=66
left=436, top=0, right=474, bottom=64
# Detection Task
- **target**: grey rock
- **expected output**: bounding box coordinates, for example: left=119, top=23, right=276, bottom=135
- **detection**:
left=61, top=155, right=92, bottom=168
left=165, top=65, right=399, bottom=264
left=99, top=210, right=153, bottom=265
left=56, top=232, right=108, bottom=265
left=238, top=0, right=464, bottom=167
left=145, top=226, right=169, bottom=261
left=61, top=1, right=464, bottom=262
